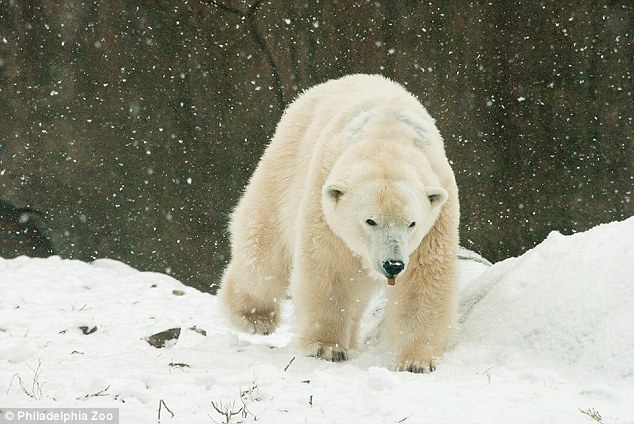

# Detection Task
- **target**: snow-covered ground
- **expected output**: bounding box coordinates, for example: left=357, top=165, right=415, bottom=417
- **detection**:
left=1, top=218, right=633, bottom=423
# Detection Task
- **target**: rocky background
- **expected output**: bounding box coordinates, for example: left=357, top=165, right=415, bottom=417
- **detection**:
left=0, top=1, right=631, bottom=292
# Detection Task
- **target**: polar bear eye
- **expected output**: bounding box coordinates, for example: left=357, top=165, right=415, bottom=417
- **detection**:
left=365, top=219, right=377, bottom=226
left=409, top=222, right=416, bottom=228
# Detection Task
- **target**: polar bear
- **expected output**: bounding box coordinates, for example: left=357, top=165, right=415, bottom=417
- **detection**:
left=219, top=74, right=459, bottom=373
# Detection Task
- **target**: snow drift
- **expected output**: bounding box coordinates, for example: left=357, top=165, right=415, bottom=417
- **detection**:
left=457, top=218, right=634, bottom=383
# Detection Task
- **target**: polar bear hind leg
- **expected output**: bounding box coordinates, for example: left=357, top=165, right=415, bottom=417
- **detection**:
left=219, top=219, right=290, bottom=335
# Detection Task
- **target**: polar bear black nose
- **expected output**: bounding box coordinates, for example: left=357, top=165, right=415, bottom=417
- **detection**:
left=382, top=260, right=405, bottom=277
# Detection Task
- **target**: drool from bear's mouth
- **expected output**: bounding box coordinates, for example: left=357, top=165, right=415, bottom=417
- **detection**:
left=387, top=277, right=396, bottom=286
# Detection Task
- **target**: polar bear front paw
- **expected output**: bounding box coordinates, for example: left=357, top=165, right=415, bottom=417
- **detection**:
left=396, top=358, right=437, bottom=374
left=306, top=343, right=349, bottom=362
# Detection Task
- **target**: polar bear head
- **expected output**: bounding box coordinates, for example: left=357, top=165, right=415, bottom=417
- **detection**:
left=321, top=156, right=448, bottom=281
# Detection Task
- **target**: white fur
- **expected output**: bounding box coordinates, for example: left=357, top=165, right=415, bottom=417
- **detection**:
left=218, top=74, right=460, bottom=373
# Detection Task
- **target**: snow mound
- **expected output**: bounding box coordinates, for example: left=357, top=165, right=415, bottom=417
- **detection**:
left=456, top=218, right=634, bottom=383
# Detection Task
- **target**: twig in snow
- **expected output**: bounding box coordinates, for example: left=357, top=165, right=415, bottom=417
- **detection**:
left=240, top=380, right=260, bottom=402
left=238, top=380, right=260, bottom=420
left=238, top=394, right=256, bottom=421
left=210, top=400, right=242, bottom=424
left=8, top=359, right=46, bottom=400
left=283, top=356, right=295, bottom=372
left=25, top=359, right=45, bottom=399
left=579, top=408, right=602, bottom=423
left=158, top=399, right=174, bottom=423
left=168, top=362, right=190, bottom=369
left=479, top=367, right=492, bottom=384
left=77, top=385, right=110, bottom=400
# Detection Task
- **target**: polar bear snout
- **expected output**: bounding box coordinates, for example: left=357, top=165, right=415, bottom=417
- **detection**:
left=382, top=259, right=406, bottom=278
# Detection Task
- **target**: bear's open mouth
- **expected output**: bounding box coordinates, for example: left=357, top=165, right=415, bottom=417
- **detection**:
left=387, top=277, right=396, bottom=286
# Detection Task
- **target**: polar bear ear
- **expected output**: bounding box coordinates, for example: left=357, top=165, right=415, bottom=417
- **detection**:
left=426, top=187, right=448, bottom=206
left=324, top=183, right=346, bottom=203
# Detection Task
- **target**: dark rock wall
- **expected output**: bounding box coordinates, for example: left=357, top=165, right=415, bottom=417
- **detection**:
left=1, top=1, right=631, bottom=292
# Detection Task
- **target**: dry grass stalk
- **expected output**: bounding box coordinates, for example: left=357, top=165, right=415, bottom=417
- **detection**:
left=579, top=408, right=602, bottom=423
